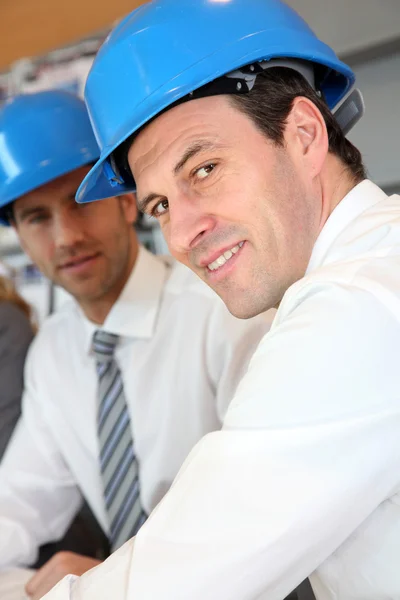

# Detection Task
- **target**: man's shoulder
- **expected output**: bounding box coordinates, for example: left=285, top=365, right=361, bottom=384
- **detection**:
left=30, top=299, right=79, bottom=351
left=279, top=251, right=400, bottom=329
left=283, top=190, right=400, bottom=316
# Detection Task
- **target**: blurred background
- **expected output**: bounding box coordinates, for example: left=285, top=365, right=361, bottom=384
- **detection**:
left=0, top=0, right=399, bottom=323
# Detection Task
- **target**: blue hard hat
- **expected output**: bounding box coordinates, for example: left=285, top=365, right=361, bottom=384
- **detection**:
left=76, top=0, right=356, bottom=204
left=0, top=90, right=100, bottom=225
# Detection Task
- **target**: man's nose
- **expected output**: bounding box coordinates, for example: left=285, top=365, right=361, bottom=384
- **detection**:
left=53, top=210, right=85, bottom=250
left=167, top=193, right=216, bottom=256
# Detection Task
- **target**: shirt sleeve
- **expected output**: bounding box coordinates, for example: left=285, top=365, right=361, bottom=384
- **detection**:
left=0, top=338, right=82, bottom=568
left=41, top=281, right=400, bottom=600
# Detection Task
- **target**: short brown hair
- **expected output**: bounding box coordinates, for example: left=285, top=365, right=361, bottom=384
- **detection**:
left=229, top=67, right=366, bottom=183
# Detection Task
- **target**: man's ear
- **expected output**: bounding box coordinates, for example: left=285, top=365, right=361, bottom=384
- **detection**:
left=119, top=193, right=138, bottom=224
left=285, top=96, right=329, bottom=178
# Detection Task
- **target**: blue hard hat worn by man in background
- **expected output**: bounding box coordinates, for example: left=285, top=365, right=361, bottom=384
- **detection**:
left=42, top=1, right=400, bottom=600
left=0, top=91, right=99, bottom=225
left=0, top=90, right=271, bottom=599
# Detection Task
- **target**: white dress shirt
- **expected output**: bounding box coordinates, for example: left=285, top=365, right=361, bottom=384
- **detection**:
left=43, top=180, right=400, bottom=600
left=0, top=246, right=270, bottom=569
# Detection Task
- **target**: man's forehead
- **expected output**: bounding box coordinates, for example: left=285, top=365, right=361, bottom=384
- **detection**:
left=129, top=96, right=236, bottom=174
left=14, top=166, right=90, bottom=213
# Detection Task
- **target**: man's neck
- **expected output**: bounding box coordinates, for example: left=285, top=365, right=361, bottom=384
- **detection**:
left=80, top=290, right=125, bottom=326
left=317, top=158, right=361, bottom=235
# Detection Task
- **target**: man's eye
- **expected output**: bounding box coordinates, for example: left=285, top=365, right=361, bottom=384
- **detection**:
left=152, top=199, right=169, bottom=218
left=28, top=214, right=47, bottom=225
left=194, top=163, right=216, bottom=180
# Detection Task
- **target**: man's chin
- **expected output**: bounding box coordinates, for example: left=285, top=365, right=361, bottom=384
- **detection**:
left=55, top=279, right=101, bottom=302
left=225, top=302, right=262, bottom=320
left=220, top=287, right=273, bottom=319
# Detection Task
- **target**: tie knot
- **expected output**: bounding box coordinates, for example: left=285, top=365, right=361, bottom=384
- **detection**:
left=92, top=330, right=120, bottom=362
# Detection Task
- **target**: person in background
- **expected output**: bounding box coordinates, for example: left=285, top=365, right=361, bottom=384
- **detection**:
left=0, top=90, right=271, bottom=600
left=0, top=275, right=35, bottom=459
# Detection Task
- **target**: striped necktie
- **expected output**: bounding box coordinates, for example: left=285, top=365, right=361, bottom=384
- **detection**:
left=92, top=330, right=147, bottom=550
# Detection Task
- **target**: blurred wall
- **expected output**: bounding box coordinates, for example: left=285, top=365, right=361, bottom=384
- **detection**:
left=0, top=0, right=146, bottom=70
left=349, top=52, right=400, bottom=193
left=287, top=0, right=400, bottom=57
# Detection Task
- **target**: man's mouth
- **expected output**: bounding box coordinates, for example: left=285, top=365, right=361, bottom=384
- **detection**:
left=58, top=252, right=101, bottom=271
left=206, top=241, right=244, bottom=272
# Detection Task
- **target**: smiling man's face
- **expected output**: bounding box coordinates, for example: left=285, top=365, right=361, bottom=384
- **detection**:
left=129, top=95, right=322, bottom=317
left=12, top=166, right=137, bottom=305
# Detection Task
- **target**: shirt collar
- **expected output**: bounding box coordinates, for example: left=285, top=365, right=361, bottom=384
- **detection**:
left=306, top=180, right=388, bottom=274
left=81, top=246, right=169, bottom=354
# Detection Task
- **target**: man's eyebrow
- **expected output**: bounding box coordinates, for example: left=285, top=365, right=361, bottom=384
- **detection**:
left=16, top=205, right=46, bottom=223
left=173, top=140, right=221, bottom=175
left=137, top=140, right=223, bottom=213
left=137, top=192, right=162, bottom=214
